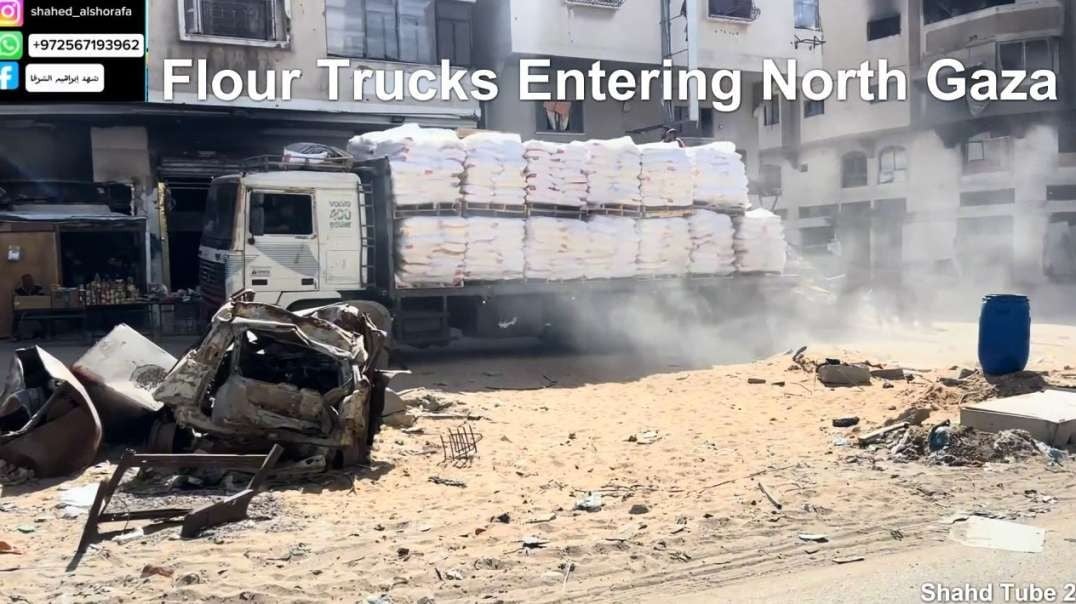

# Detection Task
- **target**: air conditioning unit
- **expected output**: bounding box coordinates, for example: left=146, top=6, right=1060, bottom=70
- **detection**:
left=565, top=0, right=626, bottom=9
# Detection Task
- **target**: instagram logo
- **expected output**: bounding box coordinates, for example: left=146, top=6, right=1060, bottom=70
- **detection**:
left=0, top=0, right=22, bottom=27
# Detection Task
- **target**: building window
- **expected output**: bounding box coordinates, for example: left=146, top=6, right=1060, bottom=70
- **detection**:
left=999, top=39, right=1054, bottom=72
left=673, top=106, right=715, bottom=138
left=867, top=14, right=900, bottom=40
left=763, top=98, right=780, bottom=126
left=760, top=164, right=782, bottom=193
left=960, top=189, right=1015, bottom=207
left=794, top=0, right=821, bottom=30
left=963, top=132, right=1010, bottom=173
left=327, top=0, right=468, bottom=64
left=537, top=101, right=584, bottom=134
left=436, top=0, right=472, bottom=66
left=709, top=0, right=758, bottom=20
left=181, top=0, right=288, bottom=43
left=251, top=192, right=314, bottom=236
left=1058, top=127, right=1076, bottom=155
left=841, top=152, right=868, bottom=188
left=924, top=0, right=1014, bottom=25
left=878, top=146, right=907, bottom=184
left=804, top=99, right=824, bottom=118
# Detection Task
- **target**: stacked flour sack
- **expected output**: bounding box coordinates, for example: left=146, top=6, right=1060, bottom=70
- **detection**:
left=734, top=209, right=787, bottom=274
left=523, top=140, right=588, bottom=208
left=464, top=217, right=525, bottom=281
left=689, top=142, right=750, bottom=211
left=638, top=142, right=694, bottom=208
left=348, top=124, right=464, bottom=208
left=462, top=132, right=527, bottom=208
left=585, top=216, right=639, bottom=279
left=688, top=210, right=736, bottom=275
left=637, top=218, right=692, bottom=277
left=584, top=137, right=642, bottom=209
left=525, top=217, right=588, bottom=281
left=395, top=217, right=468, bottom=287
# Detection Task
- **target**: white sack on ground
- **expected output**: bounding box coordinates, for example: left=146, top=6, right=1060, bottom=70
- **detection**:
left=464, top=217, right=525, bottom=281
left=396, top=217, right=467, bottom=287
left=688, top=210, right=736, bottom=275
left=689, top=142, right=750, bottom=211
left=586, top=216, right=639, bottom=279
left=525, top=217, right=588, bottom=281
left=463, top=132, right=526, bottom=207
left=734, top=208, right=787, bottom=274
left=349, top=124, right=464, bottom=207
left=637, top=218, right=692, bottom=276
left=639, top=142, right=694, bottom=208
left=584, top=137, right=642, bottom=208
left=523, top=140, right=588, bottom=207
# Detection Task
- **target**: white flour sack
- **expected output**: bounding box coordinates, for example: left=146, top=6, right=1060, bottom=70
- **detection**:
left=688, top=210, right=736, bottom=275
left=524, top=217, right=588, bottom=281
left=463, top=132, right=527, bottom=207
left=733, top=208, right=787, bottom=274
left=585, top=216, right=639, bottom=279
left=688, top=142, right=750, bottom=211
left=349, top=124, right=465, bottom=207
left=639, top=142, right=694, bottom=208
left=637, top=217, right=692, bottom=276
left=464, top=217, right=526, bottom=281
left=584, top=137, right=642, bottom=208
left=395, top=217, right=467, bottom=287
left=523, top=140, right=588, bottom=207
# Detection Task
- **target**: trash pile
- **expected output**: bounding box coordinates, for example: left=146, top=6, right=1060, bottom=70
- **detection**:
left=734, top=208, right=787, bottom=274
left=524, top=217, right=589, bottom=280
left=464, top=216, right=526, bottom=281
left=349, top=124, right=465, bottom=207
left=688, top=142, right=750, bottom=211
left=523, top=140, right=588, bottom=208
left=861, top=423, right=1062, bottom=467
left=637, top=217, right=692, bottom=277
left=639, top=142, right=694, bottom=208
left=688, top=210, right=736, bottom=275
left=585, top=216, right=640, bottom=279
left=462, top=131, right=527, bottom=207
left=584, top=137, right=643, bottom=209
left=396, top=216, right=468, bottom=287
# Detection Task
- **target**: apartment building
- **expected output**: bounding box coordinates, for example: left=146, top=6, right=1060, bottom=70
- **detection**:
left=0, top=0, right=482, bottom=290
left=758, top=0, right=1076, bottom=290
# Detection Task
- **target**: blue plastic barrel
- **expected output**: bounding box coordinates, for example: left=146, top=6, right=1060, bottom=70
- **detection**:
left=978, top=294, right=1031, bottom=376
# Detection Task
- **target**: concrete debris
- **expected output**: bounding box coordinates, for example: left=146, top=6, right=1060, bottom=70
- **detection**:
left=886, top=407, right=932, bottom=427
left=527, top=513, right=557, bottom=524
left=870, top=368, right=906, bottom=381
left=865, top=420, right=1054, bottom=467
left=832, top=417, right=860, bottom=428
left=833, top=555, right=865, bottom=565
left=628, top=504, right=650, bottom=515
left=627, top=430, right=660, bottom=445
left=113, top=528, right=145, bottom=543
left=141, top=564, right=175, bottom=579
left=798, top=533, right=829, bottom=543
left=961, top=390, right=1076, bottom=448
left=817, top=363, right=872, bottom=387
left=58, top=484, right=98, bottom=510
left=950, top=517, right=1045, bottom=553
left=575, top=492, right=603, bottom=512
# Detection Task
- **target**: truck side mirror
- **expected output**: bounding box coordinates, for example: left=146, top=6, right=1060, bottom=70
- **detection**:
left=250, top=193, right=265, bottom=238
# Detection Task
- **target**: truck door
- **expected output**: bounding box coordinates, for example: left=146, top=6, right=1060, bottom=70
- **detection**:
left=245, top=189, right=320, bottom=294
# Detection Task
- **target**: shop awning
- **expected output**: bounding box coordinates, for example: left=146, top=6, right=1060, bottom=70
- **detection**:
left=0, top=204, right=145, bottom=227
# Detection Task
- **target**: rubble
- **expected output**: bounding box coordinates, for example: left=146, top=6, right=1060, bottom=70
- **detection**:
left=863, top=421, right=1056, bottom=467
left=832, top=417, right=860, bottom=428
left=817, top=362, right=872, bottom=387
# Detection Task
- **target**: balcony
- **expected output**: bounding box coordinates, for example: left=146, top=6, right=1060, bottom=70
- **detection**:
left=922, top=0, right=1065, bottom=60
left=708, top=0, right=761, bottom=23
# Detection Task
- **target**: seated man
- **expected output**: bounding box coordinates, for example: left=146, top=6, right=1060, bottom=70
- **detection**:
left=14, top=274, right=45, bottom=296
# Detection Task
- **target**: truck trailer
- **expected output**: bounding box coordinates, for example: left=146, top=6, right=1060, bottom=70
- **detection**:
left=197, top=155, right=795, bottom=350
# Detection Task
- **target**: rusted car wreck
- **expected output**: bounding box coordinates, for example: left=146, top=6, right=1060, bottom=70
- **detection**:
left=152, top=300, right=390, bottom=466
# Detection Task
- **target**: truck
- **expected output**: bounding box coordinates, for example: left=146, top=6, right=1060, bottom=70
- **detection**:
left=197, top=155, right=795, bottom=352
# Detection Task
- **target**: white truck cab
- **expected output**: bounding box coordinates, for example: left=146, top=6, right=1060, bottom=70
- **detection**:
left=198, top=170, right=367, bottom=311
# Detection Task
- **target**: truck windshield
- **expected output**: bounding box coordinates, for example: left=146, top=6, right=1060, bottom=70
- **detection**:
left=202, top=180, right=239, bottom=249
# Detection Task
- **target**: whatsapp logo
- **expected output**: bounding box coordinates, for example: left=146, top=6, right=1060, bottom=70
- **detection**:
left=0, top=32, right=21, bottom=61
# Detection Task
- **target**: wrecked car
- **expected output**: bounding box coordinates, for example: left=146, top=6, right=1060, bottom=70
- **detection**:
left=0, top=347, right=102, bottom=478
left=152, top=300, right=389, bottom=466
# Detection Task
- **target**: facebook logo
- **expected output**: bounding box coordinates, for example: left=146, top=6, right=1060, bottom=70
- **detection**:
left=0, top=62, right=17, bottom=91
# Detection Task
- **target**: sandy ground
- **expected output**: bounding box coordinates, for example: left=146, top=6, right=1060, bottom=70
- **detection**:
left=1, top=322, right=1075, bottom=603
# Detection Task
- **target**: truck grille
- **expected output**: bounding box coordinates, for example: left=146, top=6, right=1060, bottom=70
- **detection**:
left=199, top=258, right=227, bottom=307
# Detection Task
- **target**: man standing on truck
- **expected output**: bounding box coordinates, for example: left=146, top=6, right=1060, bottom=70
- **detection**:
left=663, top=128, right=686, bottom=148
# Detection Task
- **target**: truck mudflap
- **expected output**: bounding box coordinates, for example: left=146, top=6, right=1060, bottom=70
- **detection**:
left=152, top=299, right=389, bottom=463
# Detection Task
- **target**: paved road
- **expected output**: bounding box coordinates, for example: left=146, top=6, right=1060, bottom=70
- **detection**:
left=671, top=507, right=1076, bottom=604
